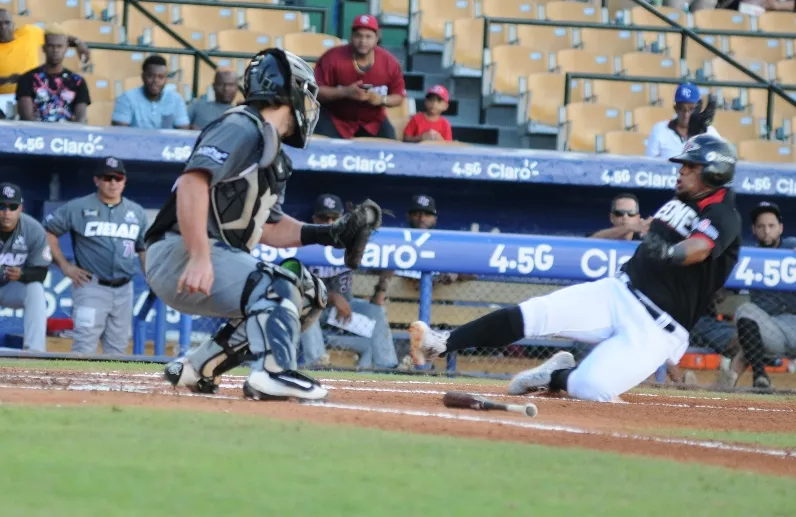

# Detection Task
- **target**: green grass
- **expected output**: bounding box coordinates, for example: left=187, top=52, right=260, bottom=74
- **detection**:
left=660, top=429, right=796, bottom=449
left=0, top=406, right=793, bottom=517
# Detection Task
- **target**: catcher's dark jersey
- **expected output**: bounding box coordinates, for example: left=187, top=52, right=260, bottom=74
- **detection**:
left=621, top=188, right=741, bottom=331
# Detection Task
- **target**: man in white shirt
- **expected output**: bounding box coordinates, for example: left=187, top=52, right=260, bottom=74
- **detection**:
left=645, top=82, right=720, bottom=159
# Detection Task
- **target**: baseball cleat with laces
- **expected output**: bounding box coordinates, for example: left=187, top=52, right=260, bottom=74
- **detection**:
left=409, top=321, right=449, bottom=366
left=508, top=351, right=577, bottom=395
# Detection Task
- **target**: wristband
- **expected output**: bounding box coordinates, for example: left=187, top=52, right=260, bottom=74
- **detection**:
left=300, top=223, right=336, bottom=247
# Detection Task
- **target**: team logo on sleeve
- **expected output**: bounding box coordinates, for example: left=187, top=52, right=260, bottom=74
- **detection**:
left=124, top=210, right=139, bottom=223
left=695, top=218, right=719, bottom=240
left=193, top=145, right=229, bottom=165
left=43, top=245, right=52, bottom=262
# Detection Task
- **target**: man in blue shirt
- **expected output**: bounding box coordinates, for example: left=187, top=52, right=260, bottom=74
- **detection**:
left=111, top=54, right=189, bottom=130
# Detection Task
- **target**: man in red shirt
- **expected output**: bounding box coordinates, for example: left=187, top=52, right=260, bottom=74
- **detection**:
left=314, top=15, right=406, bottom=139
left=403, top=84, right=453, bottom=142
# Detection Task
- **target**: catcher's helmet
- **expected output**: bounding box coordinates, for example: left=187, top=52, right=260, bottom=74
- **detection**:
left=242, top=48, right=319, bottom=149
left=669, top=134, right=737, bottom=188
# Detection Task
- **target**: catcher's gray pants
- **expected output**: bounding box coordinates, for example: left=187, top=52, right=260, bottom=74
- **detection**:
left=300, top=299, right=398, bottom=368
left=71, top=280, right=134, bottom=355
left=0, top=281, right=47, bottom=352
left=735, top=302, right=796, bottom=357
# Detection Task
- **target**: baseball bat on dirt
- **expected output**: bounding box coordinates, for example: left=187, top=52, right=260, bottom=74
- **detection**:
left=442, top=391, right=539, bottom=417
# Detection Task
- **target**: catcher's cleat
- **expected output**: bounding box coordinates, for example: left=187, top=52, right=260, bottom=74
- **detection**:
left=164, top=358, right=219, bottom=394
left=409, top=321, right=448, bottom=366
left=507, top=351, right=576, bottom=395
left=243, top=370, right=328, bottom=401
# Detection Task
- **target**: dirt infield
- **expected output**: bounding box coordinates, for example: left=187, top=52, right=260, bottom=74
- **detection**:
left=0, top=366, right=794, bottom=477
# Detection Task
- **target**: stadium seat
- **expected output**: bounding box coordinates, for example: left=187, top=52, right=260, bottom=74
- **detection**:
left=576, top=28, right=641, bottom=57
left=177, top=56, right=240, bottom=94
left=244, top=9, right=307, bottom=36
left=374, top=0, right=410, bottom=24
left=692, top=9, right=752, bottom=32
left=707, top=57, right=773, bottom=102
left=663, top=33, right=722, bottom=77
left=728, top=36, right=787, bottom=64
left=627, top=5, right=688, bottom=47
left=442, top=18, right=486, bottom=74
left=587, top=80, right=648, bottom=112
left=8, top=13, right=45, bottom=29
left=554, top=48, right=614, bottom=76
left=746, top=88, right=796, bottom=130
left=560, top=102, right=625, bottom=152
left=86, top=100, right=116, bottom=126
left=738, top=139, right=795, bottom=163
left=282, top=32, right=341, bottom=59
left=410, top=0, right=475, bottom=45
left=712, top=110, right=761, bottom=144
left=124, top=3, right=177, bottom=44
left=176, top=5, right=241, bottom=32
left=59, top=19, right=125, bottom=44
left=757, top=11, right=796, bottom=33
left=81, top=73, right=115, bottom=102
left=775, top=58, right=796, bottom=84
left=387, top=98, right=414, bottom=140
left=62, top=47, right=83, bottom=71
left=621, top=51, right=682, bottom=79
left=146, top=25, right=207, bottom=50
left=541, top=1, right=607, bottom=23
left=20, top=0, right=92, bottom=23
left=480, top=0, right=534, bottom=47
left=87, top=49, right=148, bottom=81
left=632, top=105, right=673, bottom=134
left=216, top=29, right=272, bottom=53
left=600, top=130, right=648, bottom=156
left=519, top=72, right=567, bottom=126
left=485, top=45, right=549, bottom=98
left=514, top=26, right=572, bottom=54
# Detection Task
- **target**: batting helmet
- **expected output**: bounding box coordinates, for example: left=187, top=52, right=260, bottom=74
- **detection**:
left=669, top=134, right=737, bottom=188
left=242, top=48, right=319, bottom=149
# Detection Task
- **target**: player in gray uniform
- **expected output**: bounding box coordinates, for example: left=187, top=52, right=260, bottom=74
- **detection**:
left=300, top=194, right=397, bottom=369
left=144, top=48, right=381, bottom=400
left=729, top=201, right=796, bottom=388
left=0, top=183, right=51, bottom=351
left=44, top=157, right=148, bottom=355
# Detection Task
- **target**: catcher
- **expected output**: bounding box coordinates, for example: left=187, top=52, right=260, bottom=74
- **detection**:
left=144, top=48, right=381, bottom=400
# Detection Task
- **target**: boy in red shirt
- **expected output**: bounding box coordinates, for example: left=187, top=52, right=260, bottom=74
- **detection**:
left=403, top=85, right=453, bottom=142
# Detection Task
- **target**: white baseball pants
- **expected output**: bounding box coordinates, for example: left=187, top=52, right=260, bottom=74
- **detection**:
left=518, top=276, right=690, bottom=402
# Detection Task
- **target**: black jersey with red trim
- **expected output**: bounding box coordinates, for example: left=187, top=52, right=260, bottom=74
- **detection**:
left=621, top=188, right=741, bottom=331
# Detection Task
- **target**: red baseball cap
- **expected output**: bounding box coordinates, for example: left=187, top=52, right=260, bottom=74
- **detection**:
left=352, top=14, right=379, bottom=33
left=426, top=84, right=450, bottom=103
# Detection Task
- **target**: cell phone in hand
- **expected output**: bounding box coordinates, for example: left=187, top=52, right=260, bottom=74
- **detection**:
left=360, top=84, right=373, bottom=90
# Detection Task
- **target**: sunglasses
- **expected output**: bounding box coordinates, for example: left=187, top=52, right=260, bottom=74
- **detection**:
left=100, top=174, right=124, bottom=183
left=612, top=209, right=639, bottom=217
left=0, top=203, right=20, bottom=211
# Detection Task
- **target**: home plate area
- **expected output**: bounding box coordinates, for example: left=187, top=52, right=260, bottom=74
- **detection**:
left=0, top=366, right=794, bottom=477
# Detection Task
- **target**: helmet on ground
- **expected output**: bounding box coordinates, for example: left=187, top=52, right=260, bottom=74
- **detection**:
left=669, top=134, right=737, bottom=188
left=242, top=48, right=319, bottom=149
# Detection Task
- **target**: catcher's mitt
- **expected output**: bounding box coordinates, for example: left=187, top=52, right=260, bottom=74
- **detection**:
left=328, top=199, right=383, bottom=269
left=687, top=94, right=716, bottom=138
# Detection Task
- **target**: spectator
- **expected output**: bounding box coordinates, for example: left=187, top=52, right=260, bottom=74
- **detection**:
left=645, top=83, right=720, bottom=159
left=0, top=13, right=90, bottom=102
left=730, top=202, right=796, bottom=388
left=314, top=15, right=406, bottom=139
left=16, top=26, right=90, bottom=123
left=403, top=85, right=453, bottom=143
left=188, top=68, right=238, bottom=130
left=299, top=194, right=398, bottom=369
left=0, top=183, right=50, bottom=352
left=44, top=157, right=148, bottom=355
left=589, top=193, right=651, bottom=240
left=111, top=55, right=189, bottom=129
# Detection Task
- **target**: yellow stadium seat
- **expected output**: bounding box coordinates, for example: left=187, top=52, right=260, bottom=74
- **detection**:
left=633, top=105, right=673, bottom=134
left=375, top=0, right=410, bottom=24
left=87, top=49, right=148, bottom=81
left=662, top=33, right=722, bottom=77
left=561, top=102, right=625, bottom=152
left=776, top=59, right=796, bottom=84
left=728, top=36, right=787, bottom=64
left=176, top=4, right=241, bottom=33
left=757, top=11, right=796, bottom=33
left=577, top=28, right=640, bottom=56
left=480, top=0, right=535, bottom=46
left=58, top=19, right=125, bottom=44
left=555, top=48, right=614, bottom=75
left=86, top=100, right=116, bottom=126
left=628, top=5, right=688, bottom=47
left=61, top=47, right=83, bottom=71
left=282, top=32, right=341, bottom=59
left=746, top=89, right=796, bottom=130
left=216, top=29, right=273, bottom=53
left=443, top=18, right=486, bottom=73
left=410, top=0, right=475, bottom=44
left=621, top=51, right=682, bottom=79
left=21, top=0, right=92, bottom=23
left=514, top=25, right=572, bottom=54
left=519, top=72, right=567, bottom=126
left=245, top=9, right=307, bottom=37
left=588, top=80, right=648, bottom=112
left=387, top=97, right=414, bottom=140
left=177, top=56, right=241, bottom=94
left=81, top=73, right=115, bottom=102
left=148, top=25, right=207, bottom=50
left=708, top=57, right=773, bottom=102
left=738, top=139, right=795, bottom=163
left=601, top=130, right=648, bottom=156
left=542, top=1, right=606, bottom=23
left=712, top=110, right=760, bottom=144
left=486, top=45, right=549, bottom=97
left=124, top=3, right=176, bottom=44
left=692, top=9, right=752, bottom=32
left=98, top=0, right=123, bottom=23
